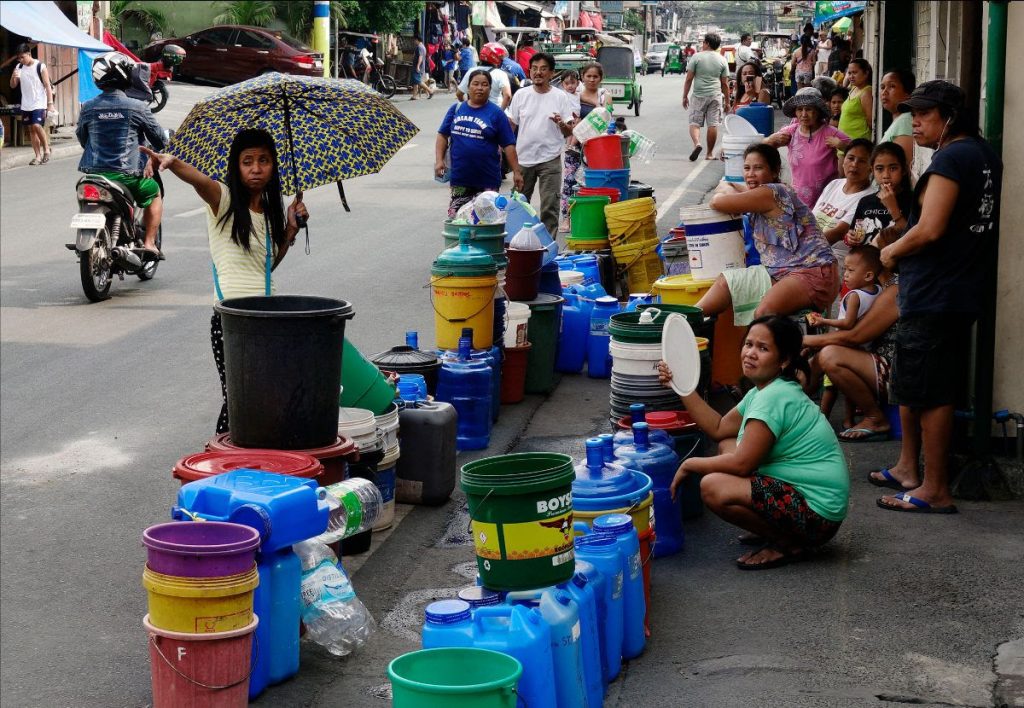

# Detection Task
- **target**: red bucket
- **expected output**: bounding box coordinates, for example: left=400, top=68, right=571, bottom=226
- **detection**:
left=206, top=434, right=359, bottom=486
left=504, top=248, right=546, bottom=302
left=577, top=186, right=620, bottom=204
left=173, top=450, right=323, bottom=486
left=500, top=343, right=532, bottom=404
left=584, top=135, right=625, bottom=169
left=145, top=614, right=257, bottom=708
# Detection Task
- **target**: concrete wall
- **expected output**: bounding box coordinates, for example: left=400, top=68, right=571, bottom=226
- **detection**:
left=992, top=3, right=1024, bottom=422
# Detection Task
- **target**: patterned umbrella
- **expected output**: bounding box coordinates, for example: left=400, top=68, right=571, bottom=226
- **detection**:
left=170, top=73, right=419, bottom=202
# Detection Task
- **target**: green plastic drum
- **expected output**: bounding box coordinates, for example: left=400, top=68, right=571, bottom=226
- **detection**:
left=442, top=221, right=507, bottom=268
left=521, top=293, right=564, bottom=394
left=388, top=648, right=523, bottom=708
left=461, top=452, right=576, bottom=590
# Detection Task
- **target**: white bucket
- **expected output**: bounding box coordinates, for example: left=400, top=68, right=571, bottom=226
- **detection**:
left=721, top=133, right=764, bottom=183
left=374, top=403, right=401, bottom=452
left=678, top=205, right=747, bottom=279
left=373, top=443, right=400, bottom=531
left=339, top=407, right=382, bottom=453
left=609, top=339, right=663, bottom=376
left=559, top=270, right=585, bottom=288
left=503, top=301, right=531, bottom=348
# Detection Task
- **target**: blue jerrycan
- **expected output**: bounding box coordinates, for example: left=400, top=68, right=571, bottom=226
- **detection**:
left=574, top=527, right=624, bottom=681
left=473, top=605, right=558, bottom=708
left=593, top=513, right=646, bottom=660
left=615, top=422, right=684, bottom=557
left=587, top=296, right=620, bottom=379
left=506, top=587, right=588, bottom=708
left=562, top=570, right=605, bottom=704
left=421, top=599, right=474, bottom=647
left=556, top=292, right=589, bottom=373
left=575, top=559, right=609, bottom=687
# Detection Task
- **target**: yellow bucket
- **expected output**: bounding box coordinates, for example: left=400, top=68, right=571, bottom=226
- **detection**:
left=612, top=238, right=664, bottom=294
left=652, top=274, right=717, bottom=306
left=567, top=238, right=610, bottom=251
left=143, top=565, right=259, bottom=634
left=606, top=198, right=657, bottom=247
left=573, top=491, right=654, bottom=536
left=430, top=274, right=497, bottom=350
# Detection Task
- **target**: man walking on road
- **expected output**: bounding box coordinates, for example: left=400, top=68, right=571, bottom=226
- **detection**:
left=9, top=43, right=54, bottom=165
left=410, top=35, right=435, bottom=100
left=683, top=33, right=730, bottom=161
left=506, top=52, right=576, bottom=238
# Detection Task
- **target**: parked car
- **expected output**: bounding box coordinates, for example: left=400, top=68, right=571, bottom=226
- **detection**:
left=143, top=25, right=323, bottom=85
left=644, top=42, right=671, bottom=74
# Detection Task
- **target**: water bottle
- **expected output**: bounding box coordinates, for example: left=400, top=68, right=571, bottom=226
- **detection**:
left=593, top=513, right=646, bottom=659
left=613, top=403, right=675, bottom=448
left=421, top=599, right=474, bottom=648
left=435, top=336, right=492, bottom=450
left=294, top=540, right=375, bottom=656
left=314, top=478, right=384, bottom=544
left=615, top=423, right=683, bottom=557
left=587, top=296, right=620, bottom=379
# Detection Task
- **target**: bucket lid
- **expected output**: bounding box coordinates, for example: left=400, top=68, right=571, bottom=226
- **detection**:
left=724, top=113, right=760, bottom=136
left=457, top=586, right=503, bottom=607
left=370, top=344, right=440, bottom=369
left=431, top=232, right=498, bottom=277
left=593, top=513, right=634, bottom=536
left=425, top=599, right=472, bottom=625
left=652, top=274, right=718, bottom=291
left=204, top=433, right=358, bottom=461
left=173, top=450, right=323, bottom=482
left=520, top=293, right=565, bottom=310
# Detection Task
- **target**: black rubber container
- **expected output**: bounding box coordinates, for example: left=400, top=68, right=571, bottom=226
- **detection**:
left=215, top=295, right=354, bottom=450
left=370, top=345, right=442, bottom=396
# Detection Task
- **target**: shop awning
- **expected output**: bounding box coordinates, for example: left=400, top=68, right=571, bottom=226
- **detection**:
left=0, top=0, right=110, bottom=50
left=499, top=0, right=544, bottom=12
left=813, top=1, right=867, bottom=27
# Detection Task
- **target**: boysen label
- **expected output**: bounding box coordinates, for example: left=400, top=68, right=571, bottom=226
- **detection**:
left=472, top=510, right=574, bottom=562
left=537, top=492, right=572, bottom=515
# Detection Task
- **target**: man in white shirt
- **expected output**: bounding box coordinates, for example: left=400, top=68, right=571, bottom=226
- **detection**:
left=506, top=52, right=576, bottom=238
left=736, top=33, right=758, bottom=66
left=9, top=43, right=53, bottom=164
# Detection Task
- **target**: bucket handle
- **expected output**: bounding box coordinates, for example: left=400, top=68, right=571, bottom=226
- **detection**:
left=427, top=279, right=500, bottom=324
left=148, top=630, right=259, bottom=691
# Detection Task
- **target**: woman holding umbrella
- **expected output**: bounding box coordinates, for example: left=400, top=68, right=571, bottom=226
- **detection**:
left=141, top=128, right=308, bottom=433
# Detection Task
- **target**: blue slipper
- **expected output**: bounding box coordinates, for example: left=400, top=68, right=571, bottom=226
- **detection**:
left=867, top=468, right=906, bottom=490
left=838, top=427, right=890, bottom=443
left=876, top=492, right=958, bottom=514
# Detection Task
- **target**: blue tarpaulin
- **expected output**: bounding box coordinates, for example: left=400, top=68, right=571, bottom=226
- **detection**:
left=813, top=1, right=866, bottom=27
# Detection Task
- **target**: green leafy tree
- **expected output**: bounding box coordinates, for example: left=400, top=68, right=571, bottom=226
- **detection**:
left=107, top=0, right=171, bottom=39
left=344, top=1, right=424, bottom=34
left=622, top=9, right=645, bottom=35
left=274, top=1, right=353, bottom=41
left=214, top=1, right=277, bottom=28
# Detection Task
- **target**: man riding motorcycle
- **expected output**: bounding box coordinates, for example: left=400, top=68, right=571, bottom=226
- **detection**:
left=76, top=52, right=166, bottom=261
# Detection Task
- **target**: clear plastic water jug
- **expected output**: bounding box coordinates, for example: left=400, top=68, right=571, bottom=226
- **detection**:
left=615, top=423, right=683, bottom=557
left=434, top=337, right=492, bottom=451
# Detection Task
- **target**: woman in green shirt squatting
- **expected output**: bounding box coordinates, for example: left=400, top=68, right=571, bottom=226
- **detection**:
left=658, top=315, right=849, bottom=569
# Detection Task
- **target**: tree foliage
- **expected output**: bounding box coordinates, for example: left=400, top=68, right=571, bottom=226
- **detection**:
left=342, top=1, right=425, bottom=35
left=214, top=1, right=277, bottom=28
left=622, top=9, right=645, bottom=35
left=107, top=0, right=171, bottom=38
left=273, top=1, right=351, bottom=41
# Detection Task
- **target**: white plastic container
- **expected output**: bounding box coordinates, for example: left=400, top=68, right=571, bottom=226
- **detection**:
left=609, top=339, right=663, bottom=376
left=722, top=133, right=764, bottom=183
left=374, top=402, right=401, bottom=452
left=338, top=407, right=382, bottom=454
left=678, top=204, right=747, bottom=279
left=559, top=270, right=585, bottom=288
left=504, top=302, right=531, bottom=348
left=373, top=443, right=401, bottom=531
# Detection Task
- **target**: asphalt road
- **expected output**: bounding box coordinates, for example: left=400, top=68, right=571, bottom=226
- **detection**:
left=0, top=74, right=723, bottom=706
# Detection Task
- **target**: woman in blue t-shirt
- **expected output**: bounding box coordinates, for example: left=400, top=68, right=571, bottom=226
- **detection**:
left=658, top=315, right=849, bottom=569
left=435, top=68, right=524, bottom=217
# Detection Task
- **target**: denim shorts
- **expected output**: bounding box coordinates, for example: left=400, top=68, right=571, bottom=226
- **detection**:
left=890, top=313, right=975, bottom=408
left=21, top=108, right=45, bottom=125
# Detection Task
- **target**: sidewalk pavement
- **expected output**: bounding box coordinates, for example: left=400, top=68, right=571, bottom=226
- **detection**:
left=0, top=125, right=81, bottom=171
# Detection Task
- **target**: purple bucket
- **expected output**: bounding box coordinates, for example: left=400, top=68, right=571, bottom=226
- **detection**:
left=143, top=521, right=261, bottom=578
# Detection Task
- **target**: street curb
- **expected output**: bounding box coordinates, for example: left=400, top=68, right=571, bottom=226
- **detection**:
left=0, top=141, right=81, bottom=171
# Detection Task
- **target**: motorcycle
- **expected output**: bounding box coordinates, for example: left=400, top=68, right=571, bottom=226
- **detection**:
left=101, top=31, right=184, bottom=113
left=366, top=57, right=397, bottom=99
left=66, top=130, right=172, bottom=302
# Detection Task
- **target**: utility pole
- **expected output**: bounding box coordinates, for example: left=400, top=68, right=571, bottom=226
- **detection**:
left=312, top=0, right=330, bottom=78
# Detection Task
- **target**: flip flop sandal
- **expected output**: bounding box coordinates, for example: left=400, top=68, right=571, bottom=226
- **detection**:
left=736, top=544, right=809, bottom=571
left=40, top=153, right=50, bottom=164
left=28, top=158, right=40, bottom=165
left=866, top=468, right=907, bottom=490
left=838, top=427, right=890, bottom=443
left=737, top=532, right=765, bottom=545
left=688, top=145, right=703, bottom=161
left=876, top=492, right=958, bottom=514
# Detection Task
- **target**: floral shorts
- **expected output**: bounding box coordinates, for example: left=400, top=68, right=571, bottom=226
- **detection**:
left=749, top=474, right=841, bottom=547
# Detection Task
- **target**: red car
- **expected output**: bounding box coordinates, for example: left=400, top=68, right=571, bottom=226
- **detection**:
left=144, top=25, right=323, bottom=85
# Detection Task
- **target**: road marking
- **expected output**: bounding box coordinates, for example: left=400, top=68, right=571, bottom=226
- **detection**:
left=657, top=158, right=713, bottom=223
left=398, top=143, right=418, bottom=151
left=173, top=206, right=206, bottom=218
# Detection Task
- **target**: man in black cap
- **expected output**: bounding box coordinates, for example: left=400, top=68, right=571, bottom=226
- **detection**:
left=873, top=80, right=1002, bottom=516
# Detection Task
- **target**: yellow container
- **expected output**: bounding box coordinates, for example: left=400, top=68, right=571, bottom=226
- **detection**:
left=612, top=238, right=664, bottom=294
left=143, top=565, right=259, bottom=634
left=652, top=274, right=717, bottom=306
left=573, top=491, right=654, bottom=536
left=430, top=274, right=497, bottom=350
left=567, top=238, right=610, bottom=252
left=606, top=198, right=657, bottom=247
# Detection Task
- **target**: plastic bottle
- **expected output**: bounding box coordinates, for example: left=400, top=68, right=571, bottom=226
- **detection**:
left=574, top=531, right=624, bottom=681
left=471, top=190, right=506, bottom=224
left=587, top=296, right=620, bottom=379
left=421, top=599, right=474, bottom=648
left=314, top=478, right=384, bottom=544
left=614, top=423, right=683, bottom=557
left=562, top=571, right=605, bottom=704
left=435, top=337, right=492, bottom=450
left=593, top=513, right=646, bottom=659
left=294, top=540, right=375, bottom=656
left=555, top=292, right=589, bottom=373
left=510, top=222, right=544, bottom=250
left=573, top=105, right=613, bottom=143
left=473, top=605, right=559, bottom=708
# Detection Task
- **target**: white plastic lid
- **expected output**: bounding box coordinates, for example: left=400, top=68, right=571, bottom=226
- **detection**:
left=661, top=313, right=701, bottom=396
left=559, top=270, right=585, bottom=286
left=724, top=113, right=759, bottom=136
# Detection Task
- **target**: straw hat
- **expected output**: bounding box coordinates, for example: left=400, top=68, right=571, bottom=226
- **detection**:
left=783, top=87, right=830, bottom=121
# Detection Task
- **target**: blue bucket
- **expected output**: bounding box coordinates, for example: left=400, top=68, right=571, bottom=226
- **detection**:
left=582, top=168, right=630, bottom=202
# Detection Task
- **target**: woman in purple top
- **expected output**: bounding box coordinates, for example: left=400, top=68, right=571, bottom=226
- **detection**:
left=696, top=143, right=839, bottom=324
left=765, top=87, right=850, bottom=208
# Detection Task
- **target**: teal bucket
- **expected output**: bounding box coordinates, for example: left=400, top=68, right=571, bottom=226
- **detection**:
left=443, top=221, right=508, bottom=268
left=339, top=338, right=396, bottom=415
left=388, top=647, right=523, bottom=708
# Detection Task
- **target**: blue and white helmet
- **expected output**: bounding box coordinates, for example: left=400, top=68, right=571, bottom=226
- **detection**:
left=92, top=51, right=134, bottom=90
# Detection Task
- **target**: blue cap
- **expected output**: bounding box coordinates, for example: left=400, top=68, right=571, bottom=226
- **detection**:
left=457, top=586, right=502, bottom=608
left=424, top=599, right=472, bottom=625
left=574, top=534, right=617, bottom=550
left=593, top=513, right=634, bottom=537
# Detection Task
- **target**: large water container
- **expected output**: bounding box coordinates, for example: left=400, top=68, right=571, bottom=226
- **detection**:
left=505, top=587, right=587, bottom=708
left=613, top=403, right=675, bottom=449
left=395, top=400, right=457, bottom=505
left=562, top=572, right=604, bottom=705
left=587, top=296, right=620, bottom=379
left=574, top=438, right=635, bottom=500
left=446, top=327, right=501, bottom=423
left=574, top=559, right=608, bottom=686
left=574, top=532, right=624, bottom=681
left=615, top=423, right=683, bottom=557
left=593, top=513, right=646, bottom=660
left=556, top=292, right=589, bottom=373
left=434, top=337, right=492, bottom=451
left=421, top=599, right=474, bottom=648
left=473, top=605, right=558, bottom=708
left=737, top=101, right=774, bottom=138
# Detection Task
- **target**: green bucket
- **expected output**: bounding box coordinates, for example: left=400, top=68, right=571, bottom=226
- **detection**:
left=339, top=338, right=396, bottom=414
left=637, top=303, right=704, bottom=330
left=522, top=293, right=563, bottom=394
left=607, top=309, right=673, bottom=344
left=442, top=221, right=508, bottom=268
left=388, top=648, right=523, bottom=708
left=569, top=195, right=611, bottom=241
left=461, top=452, right=576, bottom=590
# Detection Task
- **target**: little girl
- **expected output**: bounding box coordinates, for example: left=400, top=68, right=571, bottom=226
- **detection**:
left=558, top=70, right=582, bottom=233
left=848, top=141, right=913, bottom=249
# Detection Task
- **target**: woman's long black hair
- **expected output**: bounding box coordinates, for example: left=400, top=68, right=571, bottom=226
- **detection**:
left=733, top=60, right=763, bottom=105
left=870, top=141, right=912, bottom=194
left=747, top=314, right=811, bottom=382
left=217, top=128, right=286, bottom=253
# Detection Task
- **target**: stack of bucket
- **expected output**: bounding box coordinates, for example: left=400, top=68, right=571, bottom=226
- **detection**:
left=606, top=197, right=662, bottom=296
left=567, top=194, right=612, bottom=251
left=142, top=521, right=262, bottom=706
left=372, top=402, right=401, bottom=531
left=337, top=406, right=385, bottom=553
left=580, top=133, right=631, bottom=202
left=661, top=226, right=689, bottom=275
left=607, top=309, right=684, bottom=420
